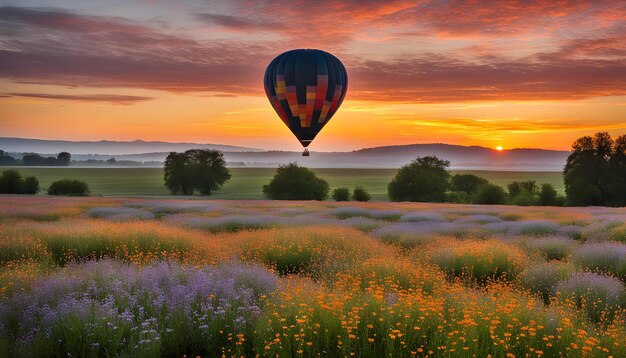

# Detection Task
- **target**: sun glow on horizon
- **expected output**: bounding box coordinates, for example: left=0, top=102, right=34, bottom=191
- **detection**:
left=496, top=146, right=503, bottom=151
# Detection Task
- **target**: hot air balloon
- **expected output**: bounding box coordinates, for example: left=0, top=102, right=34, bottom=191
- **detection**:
left=264, top=49, right=348, bottom=156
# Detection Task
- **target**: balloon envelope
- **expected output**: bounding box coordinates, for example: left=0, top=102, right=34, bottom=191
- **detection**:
left=264, top=49, right=348, bottom=148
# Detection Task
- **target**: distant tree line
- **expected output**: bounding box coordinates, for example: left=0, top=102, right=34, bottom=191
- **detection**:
left=0, top=151, right=72, bottom=166
left=160, top=133, right=626, bottom=207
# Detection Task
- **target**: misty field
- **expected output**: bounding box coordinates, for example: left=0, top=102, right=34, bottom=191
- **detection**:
left=9, top=167, right=564, bottom=199
left=2, top=196, right=626, bottom=357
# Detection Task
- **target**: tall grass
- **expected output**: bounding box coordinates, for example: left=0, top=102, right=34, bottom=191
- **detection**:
left=3, top=219, right=195, bottom=266
left=421, top=239, right=528, bottom=284
left=239, top=226, right=393, bottom=278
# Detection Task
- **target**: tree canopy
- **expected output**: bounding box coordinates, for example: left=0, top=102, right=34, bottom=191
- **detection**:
left=387, top=156, right=451, bottom=202
left=564, top=132, right=626, bottom=206
left=451, top=174, right=488, bottom=195
left=263, top=163, right=329, bottom=200
left=164, top=149, right=231, bottom=196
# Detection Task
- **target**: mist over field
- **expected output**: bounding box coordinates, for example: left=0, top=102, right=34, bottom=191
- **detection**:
left=1, top=137, right=568, bottom=170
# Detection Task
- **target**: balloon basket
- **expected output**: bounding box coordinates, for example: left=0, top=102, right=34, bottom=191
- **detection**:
left=302, top=148, right=310, bottom=156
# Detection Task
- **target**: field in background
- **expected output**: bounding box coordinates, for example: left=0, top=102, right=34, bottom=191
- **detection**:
left=9, top=167, right=564, bottom=199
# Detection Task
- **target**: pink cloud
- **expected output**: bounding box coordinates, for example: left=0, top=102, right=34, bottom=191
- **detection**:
left=4, top=93, right=153, bottom=105
left=1, top=4, right=624, bottom=103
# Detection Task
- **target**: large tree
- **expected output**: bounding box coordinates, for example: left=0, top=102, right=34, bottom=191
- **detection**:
left=163, top=149, right=230, bottom=196
left=564, top=132, right=626, bottom=206
left=186, top=149, right=231, bottom=195
left=387, top=156, right=451, bottom=202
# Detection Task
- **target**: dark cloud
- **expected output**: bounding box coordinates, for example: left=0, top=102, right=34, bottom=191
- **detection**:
left=196, top=13, right=286, bottom=32
left=4, top=93, right=154, bottom=105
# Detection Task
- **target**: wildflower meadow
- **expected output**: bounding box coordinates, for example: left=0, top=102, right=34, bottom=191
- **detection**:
left=1, top=196, right=626, bottom=357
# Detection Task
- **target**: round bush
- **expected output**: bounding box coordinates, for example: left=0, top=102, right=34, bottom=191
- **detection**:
left=352, top=186, right=371, bottom=202
left=47, top=179, right=90, bottom=196
left=331, top=187, right=350, bottom=201
left=262, top=163, right=329, bottom=200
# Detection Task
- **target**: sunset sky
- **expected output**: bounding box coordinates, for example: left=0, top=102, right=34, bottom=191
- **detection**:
left=1, top=0, right=625, bottom=152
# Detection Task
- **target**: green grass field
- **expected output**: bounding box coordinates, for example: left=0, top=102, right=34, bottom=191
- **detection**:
left=7, top=167, right=563, bottom=200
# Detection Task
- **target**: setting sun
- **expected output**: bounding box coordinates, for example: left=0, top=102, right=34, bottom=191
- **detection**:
left=496, top=146, right=503, bottom=151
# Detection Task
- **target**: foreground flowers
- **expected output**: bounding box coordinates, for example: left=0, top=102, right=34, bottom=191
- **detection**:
left=0, top=197, right=625, bottom=357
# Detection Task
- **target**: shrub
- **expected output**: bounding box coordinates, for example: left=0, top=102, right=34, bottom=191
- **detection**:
left=573, top=242, right=626, bottom=280
left=423, top=239, right=527, bottom=284
left=47, top=179, right=90, bottom=196
left=525, top=237, right=579, bottom=260
left=352, top=186, right=371, bottom=202
left=0, top=170, right=23, bottom=194
left=473, top=183, right=507, bottom=204
left=263, top=163, right=329, bottom=200
left=387, top=156, right=450, bottom=202
left=21, top=176, right=40, bottom=194
left=0, top=170, right=40, bottom=194
left=331, top=187, right=350, bottom=201
left=518, top=261, right=574, bottom=304
left=556, top=273, right=626, bottom=324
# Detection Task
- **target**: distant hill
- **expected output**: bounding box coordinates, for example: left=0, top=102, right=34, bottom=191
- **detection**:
left=0, top=137, right=261, bottom=155
left=0, top=138, right=570, bottom=170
